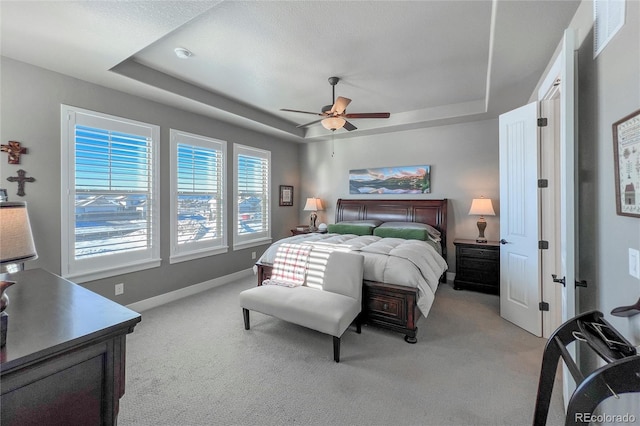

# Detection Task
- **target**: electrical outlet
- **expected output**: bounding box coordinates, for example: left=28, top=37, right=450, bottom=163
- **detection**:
left=629, top=248, right=640, bottom=279
left=115, top=283, right=124, bottom=296
left=251, top=251, right=256, bottom=260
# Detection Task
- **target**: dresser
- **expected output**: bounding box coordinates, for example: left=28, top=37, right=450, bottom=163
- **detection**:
left=0, top=268, right=141, bottom=425
left=453, top=239, right=500, bottom=294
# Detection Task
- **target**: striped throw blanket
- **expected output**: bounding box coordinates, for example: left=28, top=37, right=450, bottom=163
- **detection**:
left=262, top=243, right=312, bottom=287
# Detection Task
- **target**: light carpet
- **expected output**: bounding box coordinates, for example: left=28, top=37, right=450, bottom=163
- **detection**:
left=118, top=276, right=565, bottom=425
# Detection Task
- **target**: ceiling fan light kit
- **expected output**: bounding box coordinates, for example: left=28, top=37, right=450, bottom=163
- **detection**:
left=281, top=76, right=390, bottom=132
left=321, top=116, right=346, bottom=130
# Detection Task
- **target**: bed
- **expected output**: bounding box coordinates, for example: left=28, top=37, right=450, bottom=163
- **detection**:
left=255, top=198, right=448, bottom=343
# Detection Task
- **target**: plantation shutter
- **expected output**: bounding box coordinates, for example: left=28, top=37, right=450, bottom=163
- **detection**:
left=62, top=106, right=160, bottom=282
left=234, top=144, right=271, bottom=248
left=170, top=130, right=227, bottom=262
left=74, top=125, right=153, bottom=258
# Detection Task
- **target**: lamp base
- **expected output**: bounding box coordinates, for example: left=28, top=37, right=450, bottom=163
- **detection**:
left=476, top=218, right=487, bottom=244
left=309, top=212, right=318, bottom=231
left=0, top=280, right=16, bottom=347
left=1, top=312, right=7, bottom=347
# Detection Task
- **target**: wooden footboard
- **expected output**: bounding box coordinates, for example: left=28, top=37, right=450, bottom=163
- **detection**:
left=363, top=280, right=421, bottom=343
left=255, top=262, right=421, bottom=343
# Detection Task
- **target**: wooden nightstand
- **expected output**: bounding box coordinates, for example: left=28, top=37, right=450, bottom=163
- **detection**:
left=453, top=239, right=500, bottom=294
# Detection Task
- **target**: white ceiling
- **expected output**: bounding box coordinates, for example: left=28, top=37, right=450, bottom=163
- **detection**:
left=1, top=1, right=580, bottom=142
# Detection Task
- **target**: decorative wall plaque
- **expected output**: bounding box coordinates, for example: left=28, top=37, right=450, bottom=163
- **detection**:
left=6, top=169, right=35, bottom=197
left=1, top=141, right=28, bottom=164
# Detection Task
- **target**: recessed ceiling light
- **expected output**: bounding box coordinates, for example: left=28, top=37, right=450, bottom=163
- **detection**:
left=174, top=47, right=192, bottom=59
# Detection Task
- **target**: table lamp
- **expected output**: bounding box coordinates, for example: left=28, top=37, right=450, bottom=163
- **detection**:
left=303, top=197, right=324, bottom=231
left=468, top=197, right=495, bottom=243
left=0, top=201, right=38, bottom=346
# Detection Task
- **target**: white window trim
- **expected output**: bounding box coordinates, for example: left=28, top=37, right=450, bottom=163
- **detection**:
left=233, top=144, right=272, bottom=250
left=61, top=105, right=160, bottom=282
left=170, top=129, right=228, bottom=264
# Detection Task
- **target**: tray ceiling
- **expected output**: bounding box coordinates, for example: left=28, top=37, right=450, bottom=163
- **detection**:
left=1, top=1, right=580, bottom=142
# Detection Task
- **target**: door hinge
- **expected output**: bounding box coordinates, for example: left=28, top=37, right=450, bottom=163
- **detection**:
left=576, top=280, right=588, bottom=288
left=537, top=117, right=548, bottom=127
left=552, top=274, right=566, bottom=286
left=539, top=301, right=550, bottom=311
left=539, top=240, right=549, bottom=250
left=538, top=179, right=548, bottom=188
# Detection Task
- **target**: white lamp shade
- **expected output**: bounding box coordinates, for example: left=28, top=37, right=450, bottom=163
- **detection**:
left=321, top=117, right=346, bottom=130
left=303, top=198, right=324, bottom=211
left=468, top=198, right=495, bottom=217
left=0, top=202, right=38, bottom=264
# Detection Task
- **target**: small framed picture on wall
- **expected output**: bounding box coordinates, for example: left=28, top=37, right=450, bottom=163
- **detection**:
left=613, top=108, right=640, bottom=217
left=279, top=185, right=294, bottom=206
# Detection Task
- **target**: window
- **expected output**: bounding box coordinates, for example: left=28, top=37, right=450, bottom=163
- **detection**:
left=234, top=144, right=271, bottom=249
left=170, top=130, right=227, bottom=263
left=61, top=105, right=160, bottom=282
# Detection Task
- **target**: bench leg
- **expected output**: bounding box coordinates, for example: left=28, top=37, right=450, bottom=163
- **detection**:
left=242, top=308, right=250, bottom=330
left=333, top=336, right=340, bottom=363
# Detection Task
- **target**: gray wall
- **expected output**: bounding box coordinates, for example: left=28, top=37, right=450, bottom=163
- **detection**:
left=299, top=119, right=500, bottom=272
left=0, top=57, right=301, bottom=304
left=570, top=0, right=640, bottom=344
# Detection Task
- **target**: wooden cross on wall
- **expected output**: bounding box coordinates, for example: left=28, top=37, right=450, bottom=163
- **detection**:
left=0, top=141, right=28, bottom=164
left=6, top=169, right=35, bottom=197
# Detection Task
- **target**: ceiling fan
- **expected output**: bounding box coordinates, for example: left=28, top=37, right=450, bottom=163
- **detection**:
left=280, top=77, right=390, bottom=131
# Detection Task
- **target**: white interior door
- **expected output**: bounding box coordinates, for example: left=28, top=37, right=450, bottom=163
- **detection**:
left=499, top=101, right=542, bottom=337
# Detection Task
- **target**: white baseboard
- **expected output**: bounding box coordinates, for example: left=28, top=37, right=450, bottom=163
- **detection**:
left=127, top=268, right=254, bottom=312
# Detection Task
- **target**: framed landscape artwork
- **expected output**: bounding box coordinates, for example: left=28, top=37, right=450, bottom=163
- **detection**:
left=349, top=165, right=431, bottom=194
left=613, top=108, right=640, bottom=218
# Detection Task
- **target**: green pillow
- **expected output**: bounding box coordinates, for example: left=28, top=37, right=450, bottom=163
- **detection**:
left=373, top=227, right=429, bottom=240
left=328, top=223, right=376, bottom=235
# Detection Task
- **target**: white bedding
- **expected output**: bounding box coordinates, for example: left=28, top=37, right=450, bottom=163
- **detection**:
left=256, top=233, right=448, bottom=317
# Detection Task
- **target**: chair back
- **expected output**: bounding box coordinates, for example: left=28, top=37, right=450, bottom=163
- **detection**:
left=319, top=251, right=364, bottom=303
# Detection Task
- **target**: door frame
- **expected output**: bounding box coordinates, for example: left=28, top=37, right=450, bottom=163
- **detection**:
left=536, top=28, right=577, bottom=408
left=538, top=95, right=563, bottom=339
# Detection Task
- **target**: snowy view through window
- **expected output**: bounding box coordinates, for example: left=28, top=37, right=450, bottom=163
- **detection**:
left=74, top=124, right=153, bottom=259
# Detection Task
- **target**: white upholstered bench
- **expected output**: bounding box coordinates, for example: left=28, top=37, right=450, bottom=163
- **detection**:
left=239, top=250, right=364, bottom=362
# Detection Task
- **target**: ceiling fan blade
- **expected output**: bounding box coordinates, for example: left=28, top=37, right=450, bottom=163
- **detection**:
left=296, top=118, right=324, bottom=128
left=343, top=120, right=357, bottom=131
left=280, top=108, right=323, bottom=116
left=331, top=97, right=352, bottom=114
left=344, top=112, right=391, bottom=119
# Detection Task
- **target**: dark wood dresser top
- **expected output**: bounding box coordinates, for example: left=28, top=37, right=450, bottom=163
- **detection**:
left=0, top=268, right=141, bottom=372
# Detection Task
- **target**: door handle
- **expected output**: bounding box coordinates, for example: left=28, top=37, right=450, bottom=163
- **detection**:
left=551, top=274, right=566, bottom=286
left=500, top=239, right=509, bottom=244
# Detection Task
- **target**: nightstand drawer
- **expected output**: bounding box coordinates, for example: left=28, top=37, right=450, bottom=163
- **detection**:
left=458, top=246, right=499, bottom=260
left=458, top=257, right=499, bottom=272
left=456, top=268, right=499, bottom=285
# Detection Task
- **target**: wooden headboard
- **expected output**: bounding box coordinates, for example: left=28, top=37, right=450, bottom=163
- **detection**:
left=335, top=198, right=448, bottom=258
